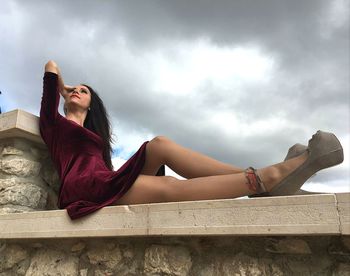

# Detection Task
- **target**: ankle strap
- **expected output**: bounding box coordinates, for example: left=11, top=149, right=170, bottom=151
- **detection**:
left=244, top=167, right=267, bottom=194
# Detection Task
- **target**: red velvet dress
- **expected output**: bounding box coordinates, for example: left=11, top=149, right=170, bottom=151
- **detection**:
left=39, top=71, right=164, bottom=220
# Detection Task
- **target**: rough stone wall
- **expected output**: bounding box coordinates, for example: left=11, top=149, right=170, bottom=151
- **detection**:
left=0, top=236, right=349, bottom=275
left=0, top=137, right=60, bottom=213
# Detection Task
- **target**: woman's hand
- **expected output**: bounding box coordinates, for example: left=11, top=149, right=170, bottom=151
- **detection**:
left=63, top=84, right=74, bottom=96
left=45, top=60, right=58, bottom=73
left=64, top=84, right=73, bottom=91
left=45, top=60, right=66, bottom=97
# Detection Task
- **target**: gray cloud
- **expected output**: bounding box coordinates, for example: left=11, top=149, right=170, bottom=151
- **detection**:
left=1, top=0, right=349, bottom=191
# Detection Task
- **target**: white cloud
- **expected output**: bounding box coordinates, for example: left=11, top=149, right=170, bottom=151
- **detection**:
left=165, top=165, right=186, bottom=180
left=303, top=180, right=350, bottom=193
left=111, top=118, right=156, bottom=160
left=112, top=156, right=127, bottom=171
left=208, top=111, right=292, bottom=138
left=339, top=133, right=350, bottom=169
left=150, top=38, right=275, bottom=95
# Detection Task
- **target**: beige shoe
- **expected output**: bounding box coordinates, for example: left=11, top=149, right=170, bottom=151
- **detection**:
left=251, top=130, right=344, bottom=197
left=284, top=143, right=320, bottom=195
left=284, top=143, right=307, bottom=160
left=249, top=143, right=308, bottom=197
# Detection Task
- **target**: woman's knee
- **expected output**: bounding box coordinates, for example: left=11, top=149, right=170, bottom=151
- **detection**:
left=150, top=135, right=170, bottom=147
left=147, top=135, right=171, bottom=163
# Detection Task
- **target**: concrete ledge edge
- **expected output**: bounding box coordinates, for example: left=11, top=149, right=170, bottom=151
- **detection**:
left=0, top=193, right=349, bottom=239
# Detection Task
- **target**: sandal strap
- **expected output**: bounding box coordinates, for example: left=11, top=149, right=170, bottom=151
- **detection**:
left=244, top=167, right=267, bottom=194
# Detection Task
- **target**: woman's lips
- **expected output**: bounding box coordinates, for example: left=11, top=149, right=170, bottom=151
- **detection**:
left=70, top=95, right=80, bottom=99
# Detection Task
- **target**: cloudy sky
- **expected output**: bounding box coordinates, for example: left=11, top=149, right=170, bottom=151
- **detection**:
left=1, top=0, right=349, bottom=193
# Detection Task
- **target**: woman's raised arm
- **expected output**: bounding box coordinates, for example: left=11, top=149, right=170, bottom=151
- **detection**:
left=44, top=60, right=68, bottom=98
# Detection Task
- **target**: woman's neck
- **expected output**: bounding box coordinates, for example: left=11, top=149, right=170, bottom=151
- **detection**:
left=65, top=113, right=86, bottom=127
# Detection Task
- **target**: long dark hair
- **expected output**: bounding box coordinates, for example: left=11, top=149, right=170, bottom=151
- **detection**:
left=67, top=84, right=115, bottom=170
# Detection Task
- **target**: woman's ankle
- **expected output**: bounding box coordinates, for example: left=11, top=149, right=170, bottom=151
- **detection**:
left=257, top=166, right=281, bottom=192
left=259, top=151, right=309, bottom=192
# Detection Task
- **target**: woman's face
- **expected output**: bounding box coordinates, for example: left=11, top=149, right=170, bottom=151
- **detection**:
left=64, top=85, right=91, bottom=112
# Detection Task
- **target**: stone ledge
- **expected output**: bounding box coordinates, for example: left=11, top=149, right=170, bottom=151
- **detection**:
left=0, top=193, right=349, bottom=239
left=0, top=109, right=44, bottom=146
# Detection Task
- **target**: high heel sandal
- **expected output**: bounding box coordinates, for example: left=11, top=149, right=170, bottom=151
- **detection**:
left=284, top=143, right=308, bottom=160
left=283, top=143, right=322, bottom=195
left=249, top=143, right=307, bottom=197
left=248, top=130, right=344, bottom=197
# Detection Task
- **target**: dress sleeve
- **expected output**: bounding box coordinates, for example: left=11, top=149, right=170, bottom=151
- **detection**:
left=40, top=71, right=62, bottom=126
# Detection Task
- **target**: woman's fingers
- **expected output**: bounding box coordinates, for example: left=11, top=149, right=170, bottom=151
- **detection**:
left=64, top=84, right=73, bottom=90
left=62, top=85, right=73, bottom=97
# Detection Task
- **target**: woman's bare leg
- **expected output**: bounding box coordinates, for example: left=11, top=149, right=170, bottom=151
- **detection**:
left=140, top=136, right=244, bottom=178
left=114, top=150, right=309, bottom=205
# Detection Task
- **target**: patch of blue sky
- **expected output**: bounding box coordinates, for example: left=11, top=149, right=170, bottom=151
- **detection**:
left=0, top=91, right=18, bottom=114
left=112, top=146, right=134, bottom=160
left=0, top=94, right=9, bottom=113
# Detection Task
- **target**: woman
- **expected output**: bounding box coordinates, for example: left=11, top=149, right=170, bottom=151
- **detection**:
left=40, top=60, right=344, bottom=220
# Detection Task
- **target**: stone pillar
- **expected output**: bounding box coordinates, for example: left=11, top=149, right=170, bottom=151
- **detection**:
left=0, top=109, right=60, bottom=214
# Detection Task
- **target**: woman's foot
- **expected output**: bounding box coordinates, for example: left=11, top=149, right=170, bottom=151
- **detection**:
left=250, top=130, right=343, bottom=197
left=248, top=143, right=308, bottom=197
left=259, top=150, right=309, bottom=192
